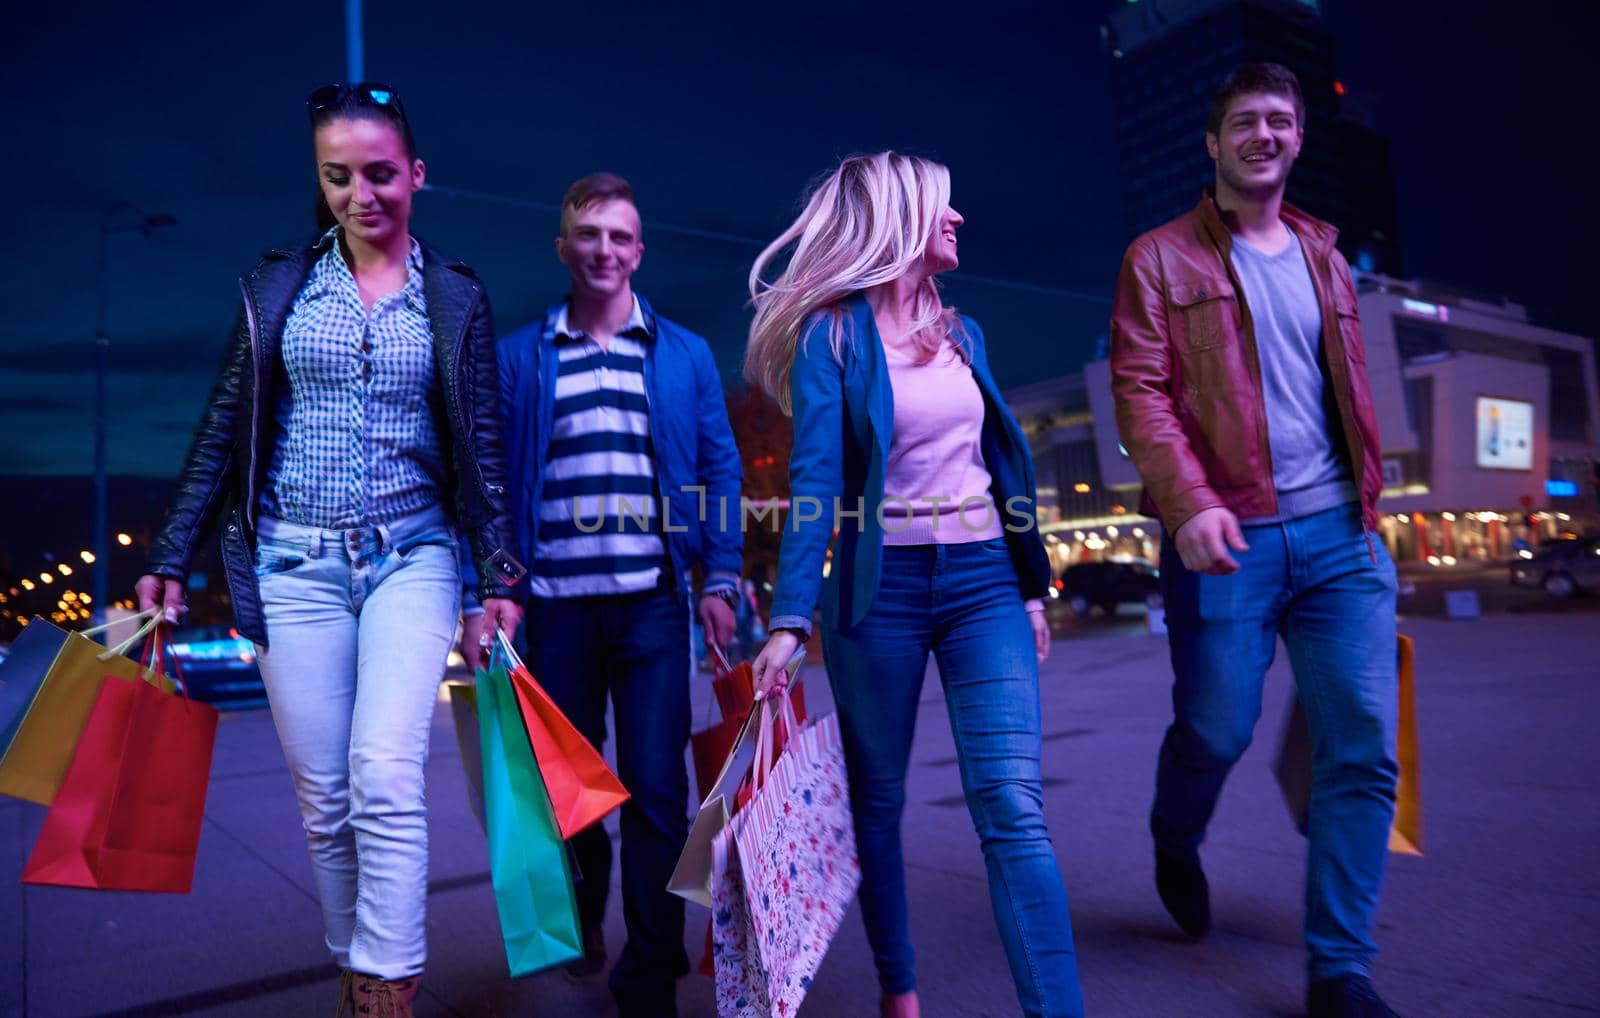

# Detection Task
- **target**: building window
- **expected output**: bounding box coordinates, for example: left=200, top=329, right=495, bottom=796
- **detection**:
left=1393, top=317, right=1446, bottom=361
left=1543, top=346, right=1591, bottom=442
left=1404, top=375, right=1434, bottom=481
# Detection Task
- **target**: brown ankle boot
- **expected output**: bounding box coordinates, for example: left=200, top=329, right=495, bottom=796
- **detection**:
left=350, top=973, right=420, bottom=1018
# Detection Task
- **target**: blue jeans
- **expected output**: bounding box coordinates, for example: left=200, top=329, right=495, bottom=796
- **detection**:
left=523, top=585, right=691, bottom=1012
left=823, top=539, right=1084, bottom=1018
left=1153, top=503, right=1398, bottom=980
left=253, top=507, right=462, bottom=980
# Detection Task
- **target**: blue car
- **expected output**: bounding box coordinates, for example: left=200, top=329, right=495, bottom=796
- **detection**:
left=168, top=625, right=268, bottom=710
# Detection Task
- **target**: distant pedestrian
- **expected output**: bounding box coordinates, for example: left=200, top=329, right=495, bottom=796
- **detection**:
left=747, top=152, right=1083, bottom=1018
left=137, top=82, right=522, bottom=1017
left=1109, top=63, right=1401, bottom=1017
left=733, top=576, right=764, bottom=659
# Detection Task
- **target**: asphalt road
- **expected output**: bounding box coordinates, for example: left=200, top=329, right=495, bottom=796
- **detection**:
left=3, top=612, right=1596, bottom=1016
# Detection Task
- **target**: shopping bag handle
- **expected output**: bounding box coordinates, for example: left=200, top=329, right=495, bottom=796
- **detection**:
left=492, top=626, right=525, bottom=673
left=749, top=683, right=803, bottom=798
left=94, top=609, right=163, bottom=663
left=78, top=605, right=160, bottom=640
left=139, top=622, right=195, bottom=700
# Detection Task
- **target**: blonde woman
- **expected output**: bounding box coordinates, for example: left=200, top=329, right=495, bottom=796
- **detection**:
left=748, top=153, right=1084, bottom=1018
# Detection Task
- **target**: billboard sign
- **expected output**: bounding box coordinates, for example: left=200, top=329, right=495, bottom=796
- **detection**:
left=1476, top=397, right=1533, bottom=471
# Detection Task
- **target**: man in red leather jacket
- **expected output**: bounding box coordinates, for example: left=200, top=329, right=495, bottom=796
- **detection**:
left=1110, top=63, right=1401, bottom=1018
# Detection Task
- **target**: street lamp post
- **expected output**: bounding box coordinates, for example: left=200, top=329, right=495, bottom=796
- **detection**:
left=93, top=205, right=176, bottom=626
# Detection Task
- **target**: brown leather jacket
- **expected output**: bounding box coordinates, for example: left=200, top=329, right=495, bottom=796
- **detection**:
left=1109, top=191, right=1382, bottom=536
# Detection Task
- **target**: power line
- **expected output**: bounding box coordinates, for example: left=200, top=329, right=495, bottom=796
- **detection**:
left=422, top=185, right=771, bottom=248
left=420, top=183, right=1110, bottom=305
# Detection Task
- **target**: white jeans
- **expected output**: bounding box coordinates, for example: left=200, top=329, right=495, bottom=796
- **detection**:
left=253, top=507, right=461, bottom=979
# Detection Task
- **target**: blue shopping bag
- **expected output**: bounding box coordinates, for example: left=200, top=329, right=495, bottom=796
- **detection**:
left=476, top=654, right=584, bottom=977
left=0, top=619, right=73, bottom=755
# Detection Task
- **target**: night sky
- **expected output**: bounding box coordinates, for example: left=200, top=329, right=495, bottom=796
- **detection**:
left=1, top=0, right=1593, bottom=480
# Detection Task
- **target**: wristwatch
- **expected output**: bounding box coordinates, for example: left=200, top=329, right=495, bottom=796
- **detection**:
left=704, top=587, right=740, bottom=610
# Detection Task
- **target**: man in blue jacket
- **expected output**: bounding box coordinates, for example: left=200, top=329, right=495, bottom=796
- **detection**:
left=463, top=173, right=742, bottom=1017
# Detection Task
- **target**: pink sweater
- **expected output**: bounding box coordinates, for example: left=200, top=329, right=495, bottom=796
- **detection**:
left=881, top=339, right=1005, bottom=546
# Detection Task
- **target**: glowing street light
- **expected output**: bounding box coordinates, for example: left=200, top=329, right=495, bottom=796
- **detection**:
left=116, top=533, right=133, bottom=547
left=58, top=564, right=73, bottom=576
left=40, top=573, right=54, bottom=585
left=21, top=580, right=35, bottom=591
left=80, top=550, right=96, bottom=564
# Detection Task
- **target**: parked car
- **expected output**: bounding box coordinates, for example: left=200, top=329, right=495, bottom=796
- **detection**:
left=168, top=625, right=268, bottom=709
left=1059, top=559, right=1162, bottom=617
left=1509, top=535, right=1600, bottom=598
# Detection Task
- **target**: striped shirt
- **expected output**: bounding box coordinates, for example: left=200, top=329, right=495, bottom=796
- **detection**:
left=527, top=297, right=668, bottom=598
left=261, top=232, right=443, bottom=528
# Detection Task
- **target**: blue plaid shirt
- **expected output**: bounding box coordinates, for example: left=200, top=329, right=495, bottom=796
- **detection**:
left=261, top=233, right=444, bottom=528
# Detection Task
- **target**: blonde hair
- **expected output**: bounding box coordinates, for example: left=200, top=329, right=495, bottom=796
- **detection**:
left=744, top=151, right=964, bottom=414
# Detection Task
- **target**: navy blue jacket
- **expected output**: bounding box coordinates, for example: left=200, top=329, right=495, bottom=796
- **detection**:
left=767, top=295, right=1051, bottom=637
left=491, top=294, right=743, bottom=600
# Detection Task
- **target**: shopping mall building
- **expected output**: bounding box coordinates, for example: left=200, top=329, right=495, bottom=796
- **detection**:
left=1006, top=272, right=1600, bottom=574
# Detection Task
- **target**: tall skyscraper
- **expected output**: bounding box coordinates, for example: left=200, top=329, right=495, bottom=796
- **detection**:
left=1103, top=0, right=1402, bottom=274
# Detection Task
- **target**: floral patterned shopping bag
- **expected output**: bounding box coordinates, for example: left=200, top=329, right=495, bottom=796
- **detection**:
left=710, top=821, right=772, bottom=1017
left=712, top=691, right=859, bottom=1016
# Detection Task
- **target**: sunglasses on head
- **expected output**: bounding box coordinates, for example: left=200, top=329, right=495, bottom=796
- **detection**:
left=306, top=82, right=406, bottom=121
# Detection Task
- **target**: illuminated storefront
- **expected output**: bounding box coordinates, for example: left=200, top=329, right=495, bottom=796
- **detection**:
left=1007, top=273, right=1599, bottom=574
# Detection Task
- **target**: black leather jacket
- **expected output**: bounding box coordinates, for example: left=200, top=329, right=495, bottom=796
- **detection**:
left=147, top=234, right=520, bottom=645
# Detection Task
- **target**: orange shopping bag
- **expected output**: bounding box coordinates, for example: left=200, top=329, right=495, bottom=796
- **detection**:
left=1273, top=634, right=1422, bottom=855
left=494, top=630, right=628, bottom=839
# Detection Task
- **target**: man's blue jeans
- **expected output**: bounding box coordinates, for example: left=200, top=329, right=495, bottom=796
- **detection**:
left=823, top=539, right=1084, bottom=1018
left=1154, top=503, right=1398, bottom=980
left=523, top=585, right=691, bottom=1012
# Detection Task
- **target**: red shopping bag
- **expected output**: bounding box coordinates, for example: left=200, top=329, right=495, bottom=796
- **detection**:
left=693, top=652, right=806, bottom=803
left=23, top=627, right=218, bottom=893
left=689, top=649, right=807, bottom=979
left=495, top=632, right=629, bottom=839
left=692, top=661, right=755, bottom=803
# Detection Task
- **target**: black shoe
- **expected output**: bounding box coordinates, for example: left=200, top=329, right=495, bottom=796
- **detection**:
left=563, top=926, right=606, bottom=981
left=1155, top=849, right=1211, bottom=938
left=1307, top=974, right=1400, bottom=1017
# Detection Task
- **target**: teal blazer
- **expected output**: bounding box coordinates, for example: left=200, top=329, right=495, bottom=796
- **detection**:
left=767, top=295, right=1051, bottom=637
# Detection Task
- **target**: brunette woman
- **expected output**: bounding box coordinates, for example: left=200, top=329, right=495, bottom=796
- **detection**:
left=136, top=83, right=522, bottom=1016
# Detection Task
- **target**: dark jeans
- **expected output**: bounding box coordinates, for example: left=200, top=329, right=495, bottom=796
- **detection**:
left=1154, top=503, right=1398, bottom=979
left=524, top=585, right=691, bottom=1010
left=823, top=539, right=1085, bottom=1018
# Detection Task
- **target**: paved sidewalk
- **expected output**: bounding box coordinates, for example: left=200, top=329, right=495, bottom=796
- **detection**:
left=3, top=614, right=1597, bottom=1016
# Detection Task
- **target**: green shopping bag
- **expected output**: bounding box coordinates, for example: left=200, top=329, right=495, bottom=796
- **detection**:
left=476, top=655, right=583, bottom=977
